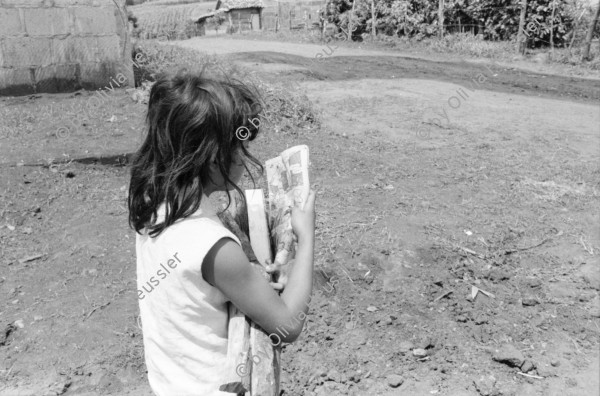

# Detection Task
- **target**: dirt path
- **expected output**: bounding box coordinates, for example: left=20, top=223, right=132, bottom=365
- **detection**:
left=175, top=37, right=600, bottom=102
left=176, top=36, right=600, bottom=79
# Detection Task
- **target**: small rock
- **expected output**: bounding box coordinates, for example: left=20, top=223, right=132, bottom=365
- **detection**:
left=536, top=366, right=553, bottom=377
left=551, top=359, right=560, bottom=367
left=0, top=323, right=16, bottom=345
left=348, top=371, right=361, bottom=383
left=387, top=374, right=404, bottom=388
left=398, top=341, right=414, bottom=354
left=14, top=319, right=24, bottom=328
left=578, top=293, right=594, bottom=302
left=493, top=381, right=517, bottom=396
left=327, top=369, right=341, bottom=382
left=520, top=360, right=535, bottom=373
left=419, top=336, right=435, bottom=349
left=34, top=315, right=43, bottom=321
left=21, top=227, right=32, bottom=234
left=522, top=297, right=540, bottom=306
left=473, top=375, right=496, bottom=396
left=413, top=348, right=428, bottom=358
left=486, top=268, right=511, bottom=282
left=384, top=316, right=393, bottom=325
left=527, top=278, right=542, bottom=288
left=366, top=306, right=378, bottom=312
left=589, top=305, right=600, bottom=318
left=492, top=344, right=525, bottom=368
left=43, top=379, right=71, bottom=396
left=7, top=224, right=15, bottom=231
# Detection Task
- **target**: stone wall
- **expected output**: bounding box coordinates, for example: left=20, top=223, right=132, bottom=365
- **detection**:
left=0, top=0, right=133, bottom=96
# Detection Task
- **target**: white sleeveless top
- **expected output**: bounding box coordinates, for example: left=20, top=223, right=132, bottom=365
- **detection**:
left=136, top=200, right=241, bottom=396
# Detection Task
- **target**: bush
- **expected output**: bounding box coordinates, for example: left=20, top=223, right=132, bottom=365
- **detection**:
left=130, top=41, right=320, bottom=134
left=130, top=3, right=207, bottom=40
left=433, top=33, right=514, bottom=58
left=132, top=41, right=219, bottom=84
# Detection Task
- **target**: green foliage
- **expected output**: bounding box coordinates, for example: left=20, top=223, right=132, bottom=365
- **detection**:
left=130, top=3, right=206, bottom=41
left=205, top=13, right=227, bottom=35
left=130, top=41, right=321, bottom=133
left=132, top=41, right=222, bottom=84
left=324, top=0, right=575, bottom=47
left=523, top=0, right=573, bottom=47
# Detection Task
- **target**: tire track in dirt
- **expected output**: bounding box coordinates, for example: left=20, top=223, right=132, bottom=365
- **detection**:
left=226, top=51, right=600, bottom=103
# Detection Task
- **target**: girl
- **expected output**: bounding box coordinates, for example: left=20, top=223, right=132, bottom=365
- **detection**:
left=128, top=71, right=316, bottom=395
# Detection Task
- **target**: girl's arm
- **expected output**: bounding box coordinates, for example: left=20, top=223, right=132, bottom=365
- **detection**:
left=202, top=190, right=316, bottom=343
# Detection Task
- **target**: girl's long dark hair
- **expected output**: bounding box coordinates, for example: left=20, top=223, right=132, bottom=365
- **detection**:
left=128, top=71, right=263, bottom=237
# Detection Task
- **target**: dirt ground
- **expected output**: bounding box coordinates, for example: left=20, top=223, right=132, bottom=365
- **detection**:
left=1, top=37, right=599, bottom=396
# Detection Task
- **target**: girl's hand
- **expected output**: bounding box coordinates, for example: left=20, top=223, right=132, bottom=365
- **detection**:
left=265, top=258, right=288, bottom=292
left=291, top=189, right=316, bottom=244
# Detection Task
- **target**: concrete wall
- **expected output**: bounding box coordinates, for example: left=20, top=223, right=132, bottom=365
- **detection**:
left=0, top=0, right=133, bottom=96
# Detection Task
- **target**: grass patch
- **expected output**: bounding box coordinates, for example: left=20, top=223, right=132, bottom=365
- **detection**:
left=129, top=2, right=213, bottom=40
left=131, top=40, right=320, bottom=136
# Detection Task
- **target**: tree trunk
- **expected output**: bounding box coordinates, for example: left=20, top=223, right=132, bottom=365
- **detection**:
left=438, top=0, right=444, bottom=39
left=404, top=6, right=408, bottom=36
left=516, top=0, right=528, bottom=54
left=348, top=0, right=356, bottom=41
left=276, top=0, right=280, bottom=32
left=582, top=4, right=600, bottom=61
left=550, top=0, right=556, bottom=56
left=569, top=9, right=586, bottom=52
left=371, top=0, right=376, bottom=40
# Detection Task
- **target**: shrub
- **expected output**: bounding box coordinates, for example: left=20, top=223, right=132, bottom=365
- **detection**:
left=130, top=41, right=320, bottom=134
left=130, top=3, right=206, bottom=40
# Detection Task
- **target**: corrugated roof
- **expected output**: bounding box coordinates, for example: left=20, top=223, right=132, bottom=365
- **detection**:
left=193, top=9, right=226, bottom=21
left=216, top=0, right=263, bottom=10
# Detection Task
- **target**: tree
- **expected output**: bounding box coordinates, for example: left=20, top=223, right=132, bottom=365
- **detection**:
left=206, top=13, right=226, bottom=36
left=438, top=0, right=443, bottom=38
left=371, top=0, right=376, bottom=39
left=582, top=4, right=600, bottom=60
left=324, top=0, right=572, bottom=45
left=517, top=0, right=528, bottom=53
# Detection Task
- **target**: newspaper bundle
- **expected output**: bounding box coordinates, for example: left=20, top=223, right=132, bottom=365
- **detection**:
left=265, top=145, right=310, bottom=268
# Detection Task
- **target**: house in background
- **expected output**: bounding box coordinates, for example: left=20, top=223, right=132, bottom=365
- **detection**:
left=194, top=0, right=327, bottom=35
left=195, top=0, right=263, bottom=34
